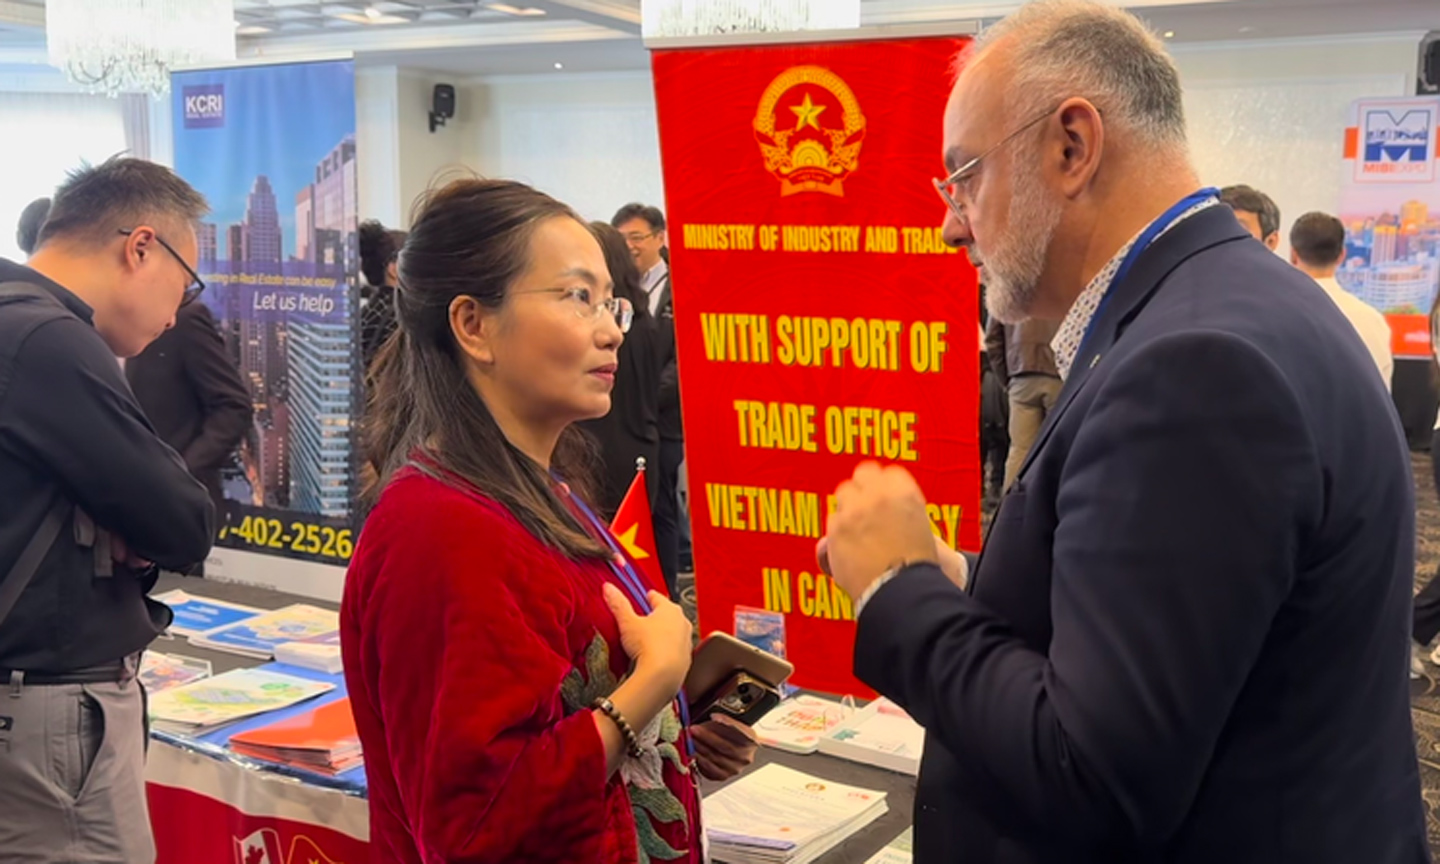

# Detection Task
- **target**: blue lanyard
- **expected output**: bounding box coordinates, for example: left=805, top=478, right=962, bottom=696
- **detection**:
left=1077, top=188, right=1218, bottom=360
left=554, top=477, right=697, bottom=749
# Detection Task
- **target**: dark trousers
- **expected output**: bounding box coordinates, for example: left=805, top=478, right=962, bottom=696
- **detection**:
left=653, top=438, right=685, bottom=600
left=1416, top=428, right=1440, bottom=645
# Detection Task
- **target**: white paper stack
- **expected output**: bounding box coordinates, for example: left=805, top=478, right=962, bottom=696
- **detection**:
left=704, top=763, right=888, bottom=864
left=817, top=697, right=925, bottom=776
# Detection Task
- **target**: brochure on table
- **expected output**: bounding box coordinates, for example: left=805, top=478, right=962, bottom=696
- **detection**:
left=189, top=604, right=339, bottom=659
left=149, top=668, right=334, bottom=733
left=705, top=763, right=889, bottom=864
left=153, top=589, right=263, bottom=638
left=817, top=697, right=925, bottom=776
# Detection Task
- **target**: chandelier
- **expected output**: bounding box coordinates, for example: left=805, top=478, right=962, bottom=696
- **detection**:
left=642, top=0, right=860, bottom=39
left=46, top=0, right=237, bottom=97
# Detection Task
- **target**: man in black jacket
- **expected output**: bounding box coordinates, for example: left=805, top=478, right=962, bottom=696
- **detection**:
left=821, top=2, right=1427, bottom=861
left=127, top=300, right=253, bottom=561
left=0, top=157, right=213, bottom=862
left=614, top=203, right=684, bottom=596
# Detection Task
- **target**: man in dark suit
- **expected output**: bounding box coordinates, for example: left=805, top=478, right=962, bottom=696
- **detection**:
left=614, top=203, right=685, bottom=596
left=127, top=300, right=252, bottom=565
left=820, top=2, right=1428, bottom=862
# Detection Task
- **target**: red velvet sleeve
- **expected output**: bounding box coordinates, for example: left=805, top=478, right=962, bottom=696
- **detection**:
left=361, top=486, right=614, bottom=861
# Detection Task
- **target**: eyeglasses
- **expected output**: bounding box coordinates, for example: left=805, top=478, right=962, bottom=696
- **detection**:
left=621, top=230, right=658, bottom=244
left=119, top=228, right=206, bottom=307
left=511, top=287, right=634, bottom=333
left=932, top=104, right=1061, bottom=226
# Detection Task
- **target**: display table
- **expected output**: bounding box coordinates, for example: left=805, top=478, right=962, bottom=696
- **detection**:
left=143, top=576, right=915, bottom=863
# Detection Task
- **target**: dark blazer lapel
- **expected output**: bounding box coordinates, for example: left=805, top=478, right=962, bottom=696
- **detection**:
left=1010, top=205, right=1253, bottom=486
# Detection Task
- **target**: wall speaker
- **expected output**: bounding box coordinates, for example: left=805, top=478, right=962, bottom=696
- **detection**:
left=1420, top=32, right=1439, bottom=94
left=429, top=83, right=456, bottom=133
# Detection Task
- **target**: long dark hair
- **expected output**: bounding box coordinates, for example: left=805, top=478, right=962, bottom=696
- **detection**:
left=365, top=179, right=605, bottom=558
left=590, top=222, right=650, bottom=321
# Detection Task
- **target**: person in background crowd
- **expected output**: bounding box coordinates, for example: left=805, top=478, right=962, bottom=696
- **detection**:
left=126, top=299, right=253, bottom=574
left=978, top=289, right=1009, bottom=509
left=1410, top=294, right=1440, bottom=676
left=1289, top=211, right=1392, bottom=390
left=1220, top=183, right=1281, bottom=251
left=0, top=156, right=214, bottom=863
left=819, top=2, right=1426, bottom=860
left=345, top=179, right=755, bottom=864
left=612, top=202, right=684, bottom=597
left=15, top=196, right=50, bottom=257
left=984, top=315, right=1062, bottom=489
left=358, top=219, right=407, bottom=377
left=577, top=222, right=662, bottom=517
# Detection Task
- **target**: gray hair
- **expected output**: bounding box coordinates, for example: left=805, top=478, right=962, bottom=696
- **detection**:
left=964, top=0, right=1188, bottom=150
left=36, top=155, right=208, bottom=251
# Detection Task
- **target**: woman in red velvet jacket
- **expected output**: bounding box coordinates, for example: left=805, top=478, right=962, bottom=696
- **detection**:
left=342, top=179, right=756, bottom=863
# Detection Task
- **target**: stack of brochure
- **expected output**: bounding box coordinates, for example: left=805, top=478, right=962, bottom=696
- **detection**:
left=153, top=589, right=262, bottom=638
left=229, top=698, right=362, bottom=776
left=148, top=668, right=334, bottom=735
left=704, top=763, right=888, bottom=864
left=817, top=697, right=925, bottom=776
left=189, top=604, right=339, bottom=660
left=753, top=695, right=851, bottom=754
left=138, top=652, right=212, bottom=693
left=274, top=631, right=343, bottom=674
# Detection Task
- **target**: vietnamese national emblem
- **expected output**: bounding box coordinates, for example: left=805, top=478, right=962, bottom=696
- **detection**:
left=754, top=65, right=866, bottom=197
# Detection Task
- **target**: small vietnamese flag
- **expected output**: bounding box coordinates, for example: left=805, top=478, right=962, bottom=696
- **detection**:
left=609, top=457, right=666, bottom=596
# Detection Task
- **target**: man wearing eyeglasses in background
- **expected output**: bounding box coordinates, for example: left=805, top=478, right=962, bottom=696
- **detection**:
left=818, top=1, right=1427, bottom=861
left=0, top=156, right=214, bottom=862
left=613, top=202, right=687, bottom=597
left=126, top=274, right=253, bottom=577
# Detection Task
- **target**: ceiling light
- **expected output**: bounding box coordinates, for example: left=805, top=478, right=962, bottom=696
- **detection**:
left=1163, top=30, right=1175, bottom=38
left=643, top=0, right=859, bottom=38
left=236, top=24, right=272, bottom=35
left=554, top=62, right=564, bottom=69
left=487, top=2, right=547, bottom=14
left=47, top=0, right=237, bottom=96
left=334, top=9, right=409, bottom=25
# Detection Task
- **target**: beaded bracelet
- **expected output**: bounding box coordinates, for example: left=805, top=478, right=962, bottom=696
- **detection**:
left=593, top=696, right=644, bottom=759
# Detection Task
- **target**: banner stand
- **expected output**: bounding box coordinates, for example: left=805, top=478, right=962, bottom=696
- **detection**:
left=651, top=28, right=982, bottom=697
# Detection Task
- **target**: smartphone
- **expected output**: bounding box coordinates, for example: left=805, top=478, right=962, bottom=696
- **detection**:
left=685, top=632, right=793, bottom=724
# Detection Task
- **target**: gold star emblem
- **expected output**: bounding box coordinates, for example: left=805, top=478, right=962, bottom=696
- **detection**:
left=790, top=93, right=826, bottom=131
left=615, top=524, right=650, bottom=561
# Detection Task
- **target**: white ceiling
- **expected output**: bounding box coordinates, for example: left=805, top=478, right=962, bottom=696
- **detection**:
left=0, top=0, right=1433, bottom=79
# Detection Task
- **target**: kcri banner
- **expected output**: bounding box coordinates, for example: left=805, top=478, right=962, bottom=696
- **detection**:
left=172, top=60, right=360, bottom=567
left=1337, top=96, right=1440, bottom=359
left=653, top=35, right=980, bottom=696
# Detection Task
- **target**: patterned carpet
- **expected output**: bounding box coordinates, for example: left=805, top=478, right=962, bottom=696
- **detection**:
left=1408, top=451, right=1440, bottom=852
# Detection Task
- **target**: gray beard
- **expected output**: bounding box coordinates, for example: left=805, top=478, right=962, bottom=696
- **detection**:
left=981, top=159, right=1062, bottom=324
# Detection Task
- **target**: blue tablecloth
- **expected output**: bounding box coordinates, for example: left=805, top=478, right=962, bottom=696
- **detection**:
left=152, top=661, right=367, bottom=795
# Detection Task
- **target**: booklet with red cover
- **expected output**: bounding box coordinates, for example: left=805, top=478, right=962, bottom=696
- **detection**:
left=229, top=697, right=362, bottom=776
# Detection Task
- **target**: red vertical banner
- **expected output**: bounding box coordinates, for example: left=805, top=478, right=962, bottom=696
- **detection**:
left=653, top=35, right=980, bottom=697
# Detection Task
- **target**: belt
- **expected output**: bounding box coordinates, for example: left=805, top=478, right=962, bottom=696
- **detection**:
left=2, top=656, right=135, bottom=687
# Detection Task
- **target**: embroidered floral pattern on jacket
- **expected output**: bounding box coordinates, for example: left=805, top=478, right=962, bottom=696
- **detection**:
left=562, top=633, right=691, bottom=863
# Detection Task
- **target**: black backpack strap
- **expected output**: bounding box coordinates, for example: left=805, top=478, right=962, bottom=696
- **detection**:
left=0, top=281, right=74, bottom=629
left=0, top=497, right=69, bottom=631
